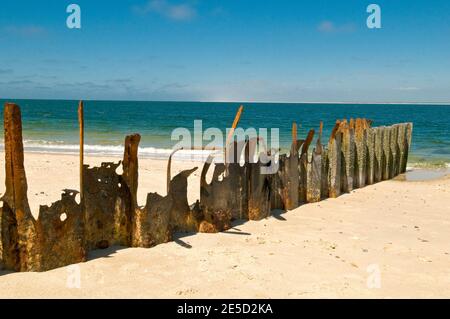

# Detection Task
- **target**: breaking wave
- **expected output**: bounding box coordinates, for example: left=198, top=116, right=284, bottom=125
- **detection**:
left=0, top=139, right=220, bottom=161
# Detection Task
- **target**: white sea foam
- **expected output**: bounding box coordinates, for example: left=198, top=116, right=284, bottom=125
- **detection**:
left=0, top=140, right=448, bottom=167
left=0, top=140, right=221, bottom=161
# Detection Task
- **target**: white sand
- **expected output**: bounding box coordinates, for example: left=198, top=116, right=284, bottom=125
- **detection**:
left=0, top=152, right=450, bottom=298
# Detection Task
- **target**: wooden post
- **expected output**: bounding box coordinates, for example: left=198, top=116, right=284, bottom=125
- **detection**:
left=403, top=123, right=413, bottom=173
left=397, top=124, right=406, bottom=174
left=278, top=122, right=299, bottom=210
left=292, top=122, right=297, bottom=150
left=389, top=124, right=399, bottom=178
left=373, top=127, right=383, bottom=183
left=78, top=101, right=84, bottom=202
left=226, top=105, right=244, bottom=148
left=224, top=105, right=243, bottom=165
left=306, top=122, right=323, bottom=203
left=382, top=126, right=391, bottom=180
left=340, top=120, right=355, bottom=192
left=299, top=129, right=314, bottom=203
left=354, top=118, right=368, bottom=188
left=328, top=121, right=342, bottom=198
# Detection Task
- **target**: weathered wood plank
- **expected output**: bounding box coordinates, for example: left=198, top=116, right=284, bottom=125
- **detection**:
left=299, top=129, right=314, bottom=203
left=307, top=122, right=323, bottom=203
left=366, top=127, right=376, bottom=185
left=382, top=126, right=392, bottom=180
left=328, top=122, right=342, bottom=198
left=339, top=120, right=355, bottom=193
left=373, top=127, right=384, bottom=183
left=354, top=118, right=368, bottom=188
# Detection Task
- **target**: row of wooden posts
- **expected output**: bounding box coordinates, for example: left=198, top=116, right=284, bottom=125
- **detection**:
left=0, top=102, right=412, bottom=272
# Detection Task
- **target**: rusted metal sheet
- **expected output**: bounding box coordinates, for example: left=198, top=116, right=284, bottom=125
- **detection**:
left=327, top=122, right=342, bottom=198
left=199, top=160, right=233, bottom=232
left=83, top=162, right=133, bottom=250
left=133, top=167, right=200, bottom=246
left=227, top=161, right=250, bottom=220
left=133, top=192, right=172, bottom=247
left=247, top=158, right=271, bottom=220
left=199, top=161, right=237, bottom=233
left=200, top=142, right=249, bottom=231
left=168, top=167, right=200, bottom=232
left=0, top=199, right=19, bottom=270
left=1, top=102, right=417, bottom=273
left=36, top=190, right=86, bottom=271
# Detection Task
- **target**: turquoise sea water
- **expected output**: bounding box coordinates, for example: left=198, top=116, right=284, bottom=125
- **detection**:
left=0, top=99, right=449, bottom=168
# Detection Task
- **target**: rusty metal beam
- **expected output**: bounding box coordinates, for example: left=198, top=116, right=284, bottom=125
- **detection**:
left=1, top=103, right=39, bottom=271
left=123, top=134, right=141, bottom=208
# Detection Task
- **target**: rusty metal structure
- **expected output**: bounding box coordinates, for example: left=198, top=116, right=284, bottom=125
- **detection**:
left=0, top=102, right=413, bottom=272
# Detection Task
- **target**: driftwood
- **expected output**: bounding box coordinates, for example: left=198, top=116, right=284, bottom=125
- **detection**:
left=0, top=102, right=413, bottom=272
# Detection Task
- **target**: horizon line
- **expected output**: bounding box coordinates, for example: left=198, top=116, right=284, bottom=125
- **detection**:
left=1, top=97, right=450, bottom=106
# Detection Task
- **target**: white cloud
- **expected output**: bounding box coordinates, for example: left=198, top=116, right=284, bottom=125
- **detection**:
left=317, top=20, right=355, bottom=33
left=395, top=87, right=421, bottom=91
left=133, top=0, right=197, bottom=21
left=1, top=25, right=46, bottom=37
left=0, top=68, right=13, bottom=74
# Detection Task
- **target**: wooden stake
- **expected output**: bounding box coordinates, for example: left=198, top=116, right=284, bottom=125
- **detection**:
left=78, top=101, right=84, bottom=201
left=224, top=105, right=244, bottom=164
left=226, top=105, right=244, bottom=147
left=291, top=122, right=297, bottom=151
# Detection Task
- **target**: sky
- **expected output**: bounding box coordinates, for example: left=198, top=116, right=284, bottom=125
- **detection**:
left=0, top=0, right=449, bottom=103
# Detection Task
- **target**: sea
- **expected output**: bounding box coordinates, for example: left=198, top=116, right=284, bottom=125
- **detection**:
left=0, top=99, right=449, bottom=168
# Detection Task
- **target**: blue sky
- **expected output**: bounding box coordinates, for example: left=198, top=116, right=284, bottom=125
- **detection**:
left=0, top=0, right=449, bottom=103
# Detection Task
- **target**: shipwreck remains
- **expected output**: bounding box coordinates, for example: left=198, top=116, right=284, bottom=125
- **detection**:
left=0, top=102, right=413, bottom=272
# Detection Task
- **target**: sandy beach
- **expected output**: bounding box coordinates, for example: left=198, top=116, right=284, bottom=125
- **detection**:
left=0, top=152, right=448, bottom=298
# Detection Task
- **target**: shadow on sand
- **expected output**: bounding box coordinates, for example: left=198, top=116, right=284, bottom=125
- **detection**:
left=0, top=208, right=292, bottom=275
